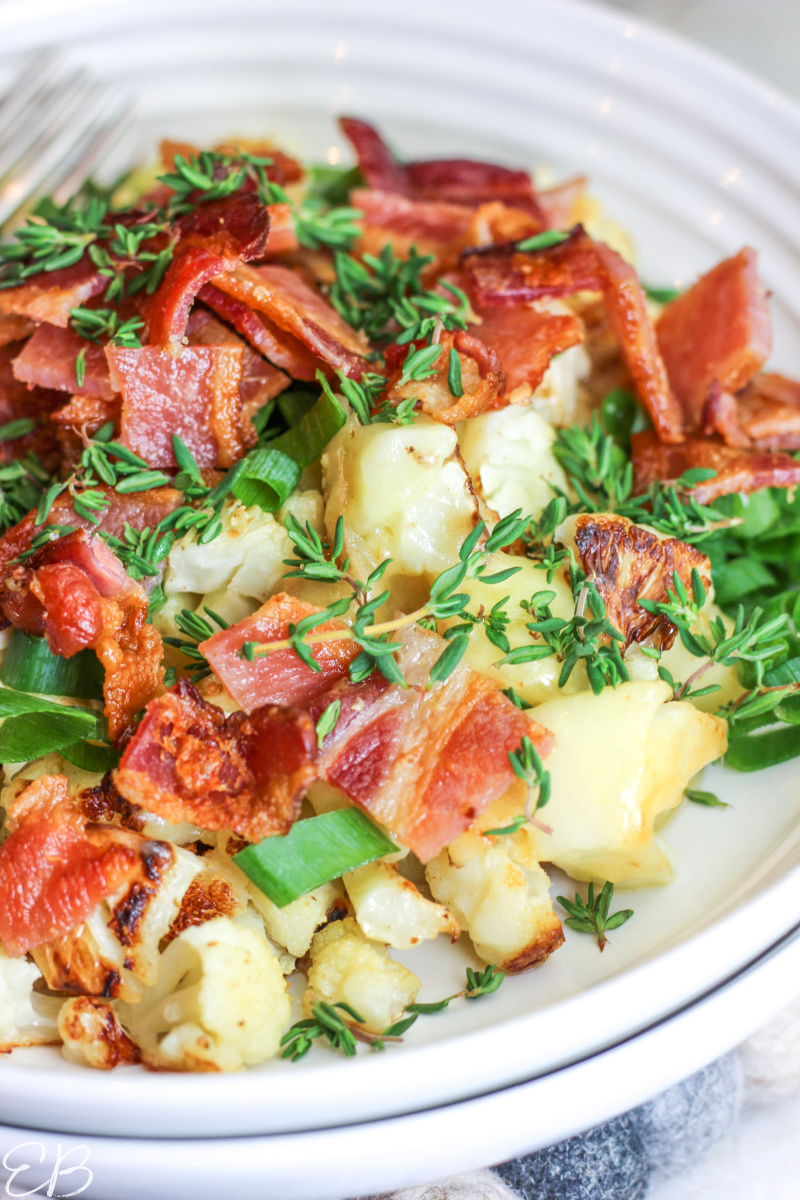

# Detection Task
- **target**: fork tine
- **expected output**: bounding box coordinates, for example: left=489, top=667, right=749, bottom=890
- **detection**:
left=0, top=79, right=122, bottom=227
left=0, top=49, right=61, bottom=133
left=48, top=103, right=136, bottom=208
left=0, top=69, right=94, bottom=178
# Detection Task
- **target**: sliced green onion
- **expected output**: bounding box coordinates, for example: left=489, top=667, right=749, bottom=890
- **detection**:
left=234, top=808, right=396, bottom=907
left=277, top=390, right=318, bottom=427
left=0, top=708, right=102, bottom=763
left=231, top=447, right=302, bottom=512
left=726, top=724, right=800, bottom=772
left=60, top=740, right=120, bottom=772
left=516, top=230, right=571, bottom=252
left=0, top=630, right=105, bottom=699
left=0, top=689, right=96, bottom=719
left=269, top=389, right=347, bottom=468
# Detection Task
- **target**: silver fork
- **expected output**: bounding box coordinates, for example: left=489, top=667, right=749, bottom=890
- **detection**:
left=0, top=50, right=135, bottom=230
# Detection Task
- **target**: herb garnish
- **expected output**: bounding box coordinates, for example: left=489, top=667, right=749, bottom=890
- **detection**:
left=557, top=882, right=634, bottom=951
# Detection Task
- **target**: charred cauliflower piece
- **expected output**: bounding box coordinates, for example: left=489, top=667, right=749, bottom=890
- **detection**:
left=0, top=949, right=60, bottom=1051
left=343, top=861, right=459, bottom=949
left=426, top=822, right=563, bottom=972
left=529, top=679, right=728, bottom=886
left=304, top=917, right=420, bottom=1034
left=59, top=997, right=140, bottom=1070
left=245, top=878, right=346, bottom=960
left=119, top=918, right=291, bottom=1071
left=557, top=513, right=711, bottom=650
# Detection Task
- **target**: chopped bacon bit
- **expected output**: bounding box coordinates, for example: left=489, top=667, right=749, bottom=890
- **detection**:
left=657, top=248, right=772, bottom=427
left=570, top=514, right=710, bottom=650
left=0, top=313, right=35, bottom=348
left=0, top=530, right=164, bottom=740
left=339, top=116, right=411, bottom=195
left=186, top=308, right=289, bottom=443
left=464, top=230, right=683, bottom=442
left=199, top=592, right=361, bottom=713
left=107, top=344, right=245, bottom=468
left=594, top=242, right=684, bottom=444
left=0, top=342, right=62, bottom=468
left=209, top=264, right=371, bottom=380
left=144, top=193, right=270, bottom=348
left=0, top=774, right=148, bottom=956
left=115, top=678, right=317, bottom=840
left=51, top=392, right=121, bottom=440
left=311, top=626, right=551, bottom=862
left=702, top=372, right=800, bottom=451
left=538, top=177, right=587, bottom=230
left=351, top=188, right=475, bottom=272
left=198, top=285, right=320, bottom=380
left=467, top=304, right=584, bottom=395
left=12, top=323, right=116, bottom=399
left=259, top=203, right=299, bottom=256
left=462, top=227, right=604, bottom=307
left=0, top=260, right=105, bottom=328
left=631, top=428, right=800, bottom=503
left=386, top=331, right=504, bottom=425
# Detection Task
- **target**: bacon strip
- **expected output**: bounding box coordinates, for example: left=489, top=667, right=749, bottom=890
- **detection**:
left=198, top=285, right=320, bottom=380
left=200, top=592, right=361, bottom=713
left=468, top=305, right=584, bottom=395
left=339, top=116, right=411, bottom=194
left=186, top=308, right=289, bottom=440
left=0, top=342, right=62, bottom=468
left=107, top=344, right=244, bottom=468
left=701, top=372, right=800, bottom=451
left=656, top=248, right=772, bottom=428
left=12, top=324, right=116, bottom=400
left=0, top=260, right=105, bottom=328
left=209, top=264, right=371, bottom=379
left=0, top=775, right=152, bottom=956
left=631, top=428, right=800, bottom=504
left=114, top=678, right=317, bottom=840
left=385, top=330, right=504, bottom=425
left=311, top=626, right=551, bottom=861
left=463, top=229, right=684, bottom=442
left=145, top=194, right=270, bottom=348
left=0, top=314, right=35, bottom=348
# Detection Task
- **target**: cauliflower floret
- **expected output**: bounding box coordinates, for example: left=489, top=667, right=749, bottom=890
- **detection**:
left=304, top=917, right=420, bottom=1033
left=343, top=861, right=459, bottom=950
left=119, top=918, right=291, bottom=1071
left=0, top=948, right=60, bottom=1050
left=426, top=821, right=563, bottom=972
left=457, top=405, right=568, bottom=523
left=322, top=414, right=478, bottom=614
left=529, top=680, right=728, bottom=886
left=59, top=997, right=140, bottom=1070
left=243, top=873, right=345, bottom=960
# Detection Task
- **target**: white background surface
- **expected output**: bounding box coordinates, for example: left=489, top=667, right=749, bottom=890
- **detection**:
left=594, top=10, right=800, bottom=1200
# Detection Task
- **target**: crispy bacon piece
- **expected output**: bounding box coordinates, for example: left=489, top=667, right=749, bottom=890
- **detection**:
left=463, top=230, right=683, bottom=442
left=631, top=428, right=800, bottom=503
left=385, top=330, right=504, bottom=425
left=538, top=177, right=587, bottom=230
left=145, top=194, right=270, bottom=347
left=209, top=264, right=371, bottom=379
left=200, top=592, right=361, bottom=713
left=468, top=305, right=584, bottom=395
left=702, top=373, right=800, bottom=451
left=0, top=774, right=152, bottom=956
left=0, top=342, right=62, bottom=468
left=51, top=393, right=121, bottom=443
left=186, top=308, right=289, bottom=441
left=569, top=514, right=710, bottom=650
left=12, top=323, right=116, bottom=399
left=0, top=313, right=35, bottom=348
left=311, top=626, right=551, bottom=862
left=657, top=248, right=772, bottom=427
left=114, top=678, right=317, bottom=840
left=0, top=530, right=164, bottom=740
left=352, top=188, right=475, bottom=271
left=339, top=116, right=411, bottom=194
left=258, top=203, right=298, bottom=256
left=198, top=285, right=320, bottom=380
left=0, top=260, right=105, bottom=328
left=107, top=344, right=244, bottom=468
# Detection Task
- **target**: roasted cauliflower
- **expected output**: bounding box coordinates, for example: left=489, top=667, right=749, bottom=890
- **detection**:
left=343, top=860, right=459, bottom=949
left=0, top=949, right=60, bottom=1051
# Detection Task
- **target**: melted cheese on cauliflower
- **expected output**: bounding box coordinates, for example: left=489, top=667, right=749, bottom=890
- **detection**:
left=458, top=405, right=568, bottom=522
left=528, top=680, right=728, bottom=886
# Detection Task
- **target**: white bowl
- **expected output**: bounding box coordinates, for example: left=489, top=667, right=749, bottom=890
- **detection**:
left=1, top=0, right=800, bottom=1142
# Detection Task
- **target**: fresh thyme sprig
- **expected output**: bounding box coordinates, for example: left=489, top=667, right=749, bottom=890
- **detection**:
left=685, top=788, right=729, bottom=809
left=240, top=510, right=530, bottom=686
left=163, top=608, right=229, bottom=681
left=407, top=965, right=506, bottom=1014
left=0, top=197, right=111, bottom=287
left=557, top=881, right=634, bottom=952
left=0, top=455, right=52, bottom=534
left=69, top=306, right=144, bottom=347
left=508, top=735, right=552, bottom=833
